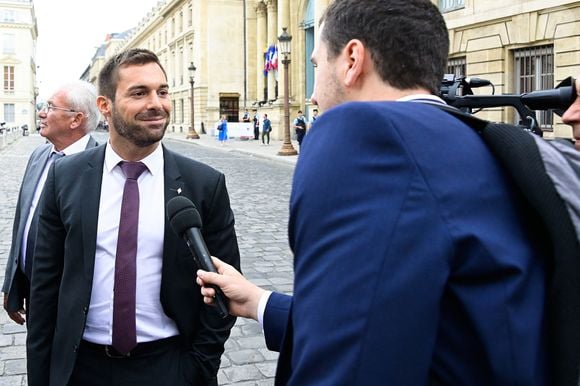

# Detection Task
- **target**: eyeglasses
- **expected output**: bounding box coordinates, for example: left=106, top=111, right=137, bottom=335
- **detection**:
left=38, top=102, right=78, bottom=113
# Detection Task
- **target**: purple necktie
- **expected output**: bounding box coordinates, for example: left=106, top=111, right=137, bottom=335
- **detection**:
left=112, top=161, right=147, bottom=355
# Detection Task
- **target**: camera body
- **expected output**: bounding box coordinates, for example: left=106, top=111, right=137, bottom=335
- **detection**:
left=439, top=75, right=576, bottom=136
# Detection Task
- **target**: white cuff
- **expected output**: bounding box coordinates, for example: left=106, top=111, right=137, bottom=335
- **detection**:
left=257, top=290, right=273, bottom=327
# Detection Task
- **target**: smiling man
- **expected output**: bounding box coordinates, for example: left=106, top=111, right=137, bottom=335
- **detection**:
left=26, top=49, right=240, bottom=386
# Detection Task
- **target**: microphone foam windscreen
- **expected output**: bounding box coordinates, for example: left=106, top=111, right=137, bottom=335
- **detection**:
left=166, top=196, right=203, bottom=237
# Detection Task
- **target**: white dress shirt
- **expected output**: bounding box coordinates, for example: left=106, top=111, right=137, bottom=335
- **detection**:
left=83, top=142, right=179, bottom=344
left=20, top=134, right=91, bottom=272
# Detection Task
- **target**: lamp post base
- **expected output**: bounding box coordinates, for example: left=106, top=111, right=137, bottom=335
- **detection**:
left=186, top=131, right=200, bottom=139
left=277, top=142, right=298, bottom=156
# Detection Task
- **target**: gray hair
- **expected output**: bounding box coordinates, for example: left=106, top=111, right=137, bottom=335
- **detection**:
left=59, top=80, right=100, bottom=133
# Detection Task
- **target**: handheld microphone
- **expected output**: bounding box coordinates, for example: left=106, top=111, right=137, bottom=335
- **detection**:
left=167, top=196, right=229, bottom=318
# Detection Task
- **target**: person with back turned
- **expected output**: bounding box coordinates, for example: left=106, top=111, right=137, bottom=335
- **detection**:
left=26, top=48, right=240, bottom=386
left=196, top=0, right=550, bottom=385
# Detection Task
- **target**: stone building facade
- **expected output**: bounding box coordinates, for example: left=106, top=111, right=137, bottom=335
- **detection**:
left=0, top=0, right=37, bottom=132
left=85, top=0, right=580, bottom=139
left=443, top=0, right=580, bottom=139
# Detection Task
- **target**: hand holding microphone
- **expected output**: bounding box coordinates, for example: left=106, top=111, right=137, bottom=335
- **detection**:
left=167, top=196, right=230, bottom=318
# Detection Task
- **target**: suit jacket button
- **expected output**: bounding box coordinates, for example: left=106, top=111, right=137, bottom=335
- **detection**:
left=83, top=306, right=88, bottom=315
left=73, top=344, right=78, bottom=353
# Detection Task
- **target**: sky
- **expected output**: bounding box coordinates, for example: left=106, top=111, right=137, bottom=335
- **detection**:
left=34, top=0, right=161, bottom=100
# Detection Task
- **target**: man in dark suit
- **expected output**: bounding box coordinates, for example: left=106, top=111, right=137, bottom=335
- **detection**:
left=2, top=80, right=99, bottom=325
left=26, top=49, right=240, bottom=386
left=197, top=0, right=549, bottom=385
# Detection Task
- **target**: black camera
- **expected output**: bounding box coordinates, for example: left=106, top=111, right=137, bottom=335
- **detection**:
left=439, top=75, right=576, bottom=135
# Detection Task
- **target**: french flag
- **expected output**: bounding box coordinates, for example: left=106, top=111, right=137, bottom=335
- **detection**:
left=270, top=46, right=278, bottom=71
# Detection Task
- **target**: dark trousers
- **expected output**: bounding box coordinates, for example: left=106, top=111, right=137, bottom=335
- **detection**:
left=254, top=126, right=260, bottom=140
left=68, top=337, right=194, bottom=386
left=296, top=128, right=306, bottom=147
left=261, top=131, right=270, bottom=144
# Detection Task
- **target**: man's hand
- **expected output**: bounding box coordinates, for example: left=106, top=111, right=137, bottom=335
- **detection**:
left=196, top=257, right=265, bottom=321
left=3, top=293, right=25, bottom=325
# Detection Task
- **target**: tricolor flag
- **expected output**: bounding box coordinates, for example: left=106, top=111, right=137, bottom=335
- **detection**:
left=270, top=46, right=278, bottom=71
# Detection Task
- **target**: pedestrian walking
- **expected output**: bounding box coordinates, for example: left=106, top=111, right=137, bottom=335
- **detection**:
left=261, top=114, right=272, bottom=145
left=218, top=114, right=228, bottom=145
left=293, top=110, right=307, bottom=149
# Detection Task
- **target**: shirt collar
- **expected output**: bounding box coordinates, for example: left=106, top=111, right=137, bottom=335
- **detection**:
left=51, top=133, right=91, bottom=156
left=104, top=141, right=164, bottom=176
left=397, top=94, right=446, bottom=105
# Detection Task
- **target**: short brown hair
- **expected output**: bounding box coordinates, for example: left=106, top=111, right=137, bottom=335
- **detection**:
left=98, top=48, right=166, bottom=101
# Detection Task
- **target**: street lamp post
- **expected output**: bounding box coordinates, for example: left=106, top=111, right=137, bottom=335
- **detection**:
left=186, top=62, right=200, bottom=139
left=277, top=27, right=298, bottom=156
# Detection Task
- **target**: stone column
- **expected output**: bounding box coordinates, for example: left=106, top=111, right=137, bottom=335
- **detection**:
left=256, top=2, right=267, bottom=103
left=266, top=0, right=278, bottom=102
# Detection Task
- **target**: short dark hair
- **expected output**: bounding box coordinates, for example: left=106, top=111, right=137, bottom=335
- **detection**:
left=98, top=48, right=166, bottom=101
left=320, top=0, right=449, bottom=95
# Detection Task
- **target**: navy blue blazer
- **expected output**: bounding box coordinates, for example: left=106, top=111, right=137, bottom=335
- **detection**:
left=263, top=101, right=548, bottom=385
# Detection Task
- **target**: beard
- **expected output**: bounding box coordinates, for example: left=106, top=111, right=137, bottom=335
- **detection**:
left=111, top=106, right=169, bottom=147
left=315, top=72, right=345, bottom=112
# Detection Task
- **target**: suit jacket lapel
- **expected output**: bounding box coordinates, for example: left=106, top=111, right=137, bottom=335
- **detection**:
left=80, top=146, right=105, bottom=280
left=15, top=147, right=52, bottom=256
left=160, top=146, right=186, bottom=304
left=22, top=147, right=51, bottom=211
left=162, top=146, right=185, bottom=263
left=86, top=135, right=98, bottom=149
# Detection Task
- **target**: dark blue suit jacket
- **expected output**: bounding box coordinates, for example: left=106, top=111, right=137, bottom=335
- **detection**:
left=263, top=101, right=548, bottom=385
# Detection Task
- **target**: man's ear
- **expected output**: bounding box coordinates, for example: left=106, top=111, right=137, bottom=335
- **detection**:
left=69, top=111, right=84, bottom=130
left=97, top=95, right=111, bottom=117
left=343, top=39, right=366, bottom=87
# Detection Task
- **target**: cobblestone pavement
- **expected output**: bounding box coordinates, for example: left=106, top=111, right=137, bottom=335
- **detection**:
left=0, top=132, right=296, bottom=385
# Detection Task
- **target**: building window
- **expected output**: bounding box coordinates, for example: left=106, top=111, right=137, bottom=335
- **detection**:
left=514, top=45, right=554, bottom=130
left=3, top=33, right=15, bottom=54
left=219, top=96, right=239, bottom=123
left=4, top=66, right=14, bottom=93
left=0, top=10, right=15, bottom=23
left=188, top=4, right=192, bottom=27
left=447, top=56, right=466, bottom=77
left=439, top=0, right=465, bottom=12
left=180, top=99, right=184, bottom=123
left=4, top=103, right=14, bottom=123
left=171, top=100, right=176, bottom=123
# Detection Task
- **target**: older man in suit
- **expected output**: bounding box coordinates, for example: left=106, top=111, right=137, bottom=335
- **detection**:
left=2, top=80, right=99, bottom=325
left=197, top=0, right=549, bottom=385
left=26, top=49, right=240, bottom=386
